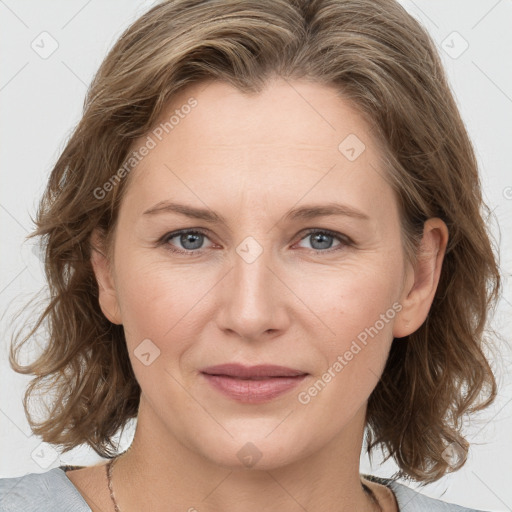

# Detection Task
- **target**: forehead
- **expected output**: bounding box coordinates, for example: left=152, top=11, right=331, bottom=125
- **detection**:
left=150, top=78, right=373, bottom=151
left=121, top=79, right=396, bottom=225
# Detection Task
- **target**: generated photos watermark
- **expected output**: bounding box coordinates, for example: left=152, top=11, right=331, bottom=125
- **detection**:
left=93, top=97, right=198, bottom=200
left=297, top=301, right=403, bottom=404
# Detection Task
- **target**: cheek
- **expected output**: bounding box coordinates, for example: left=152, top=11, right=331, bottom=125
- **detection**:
left=303, top=259, right=400, bottom=331
left=113, top=257, right=209, bottom=397
left=294, top=269, right=399, bottom=427
left=305, top=263, right=401, bottom=380
left=113, top=252, right=218, bottom=347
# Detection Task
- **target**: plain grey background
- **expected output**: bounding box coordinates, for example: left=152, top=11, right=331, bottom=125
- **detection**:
left=1, top=1, right=511, bottom=510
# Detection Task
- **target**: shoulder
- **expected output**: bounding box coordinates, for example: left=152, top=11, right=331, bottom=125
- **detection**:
left=0, top=466, right=91, bottom=512
left=362, top=474, right=486, bottom=512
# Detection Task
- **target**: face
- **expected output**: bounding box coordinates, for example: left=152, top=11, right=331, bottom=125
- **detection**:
left=92, top=78, right=446, bottom=470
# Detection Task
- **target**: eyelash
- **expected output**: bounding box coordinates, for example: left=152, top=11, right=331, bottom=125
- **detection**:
left=158, top=228, right=353, bottom=256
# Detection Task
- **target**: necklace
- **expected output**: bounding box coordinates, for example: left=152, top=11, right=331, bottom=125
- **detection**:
left=106, top=457, right=383, bottom=512
left=106, top=458, right=121, bottom=512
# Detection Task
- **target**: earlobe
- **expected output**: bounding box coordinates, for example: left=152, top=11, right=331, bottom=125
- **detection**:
left=90, top=229, right=123, bottom=325
left=392, top=218, right=449, bottom=339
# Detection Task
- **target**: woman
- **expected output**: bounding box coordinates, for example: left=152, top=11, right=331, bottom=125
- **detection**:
left=0, top=0, right=502, bottom=511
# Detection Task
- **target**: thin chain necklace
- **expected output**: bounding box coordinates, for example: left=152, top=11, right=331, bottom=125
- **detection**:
left=106, top=458, right=121, bottom=512
left=106, top=457, right=383, bottom=512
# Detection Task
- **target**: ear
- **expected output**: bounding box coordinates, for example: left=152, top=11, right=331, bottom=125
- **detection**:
left=90, top=228, right=123, bottom=325
left=392, top=218, right=449, bottom=339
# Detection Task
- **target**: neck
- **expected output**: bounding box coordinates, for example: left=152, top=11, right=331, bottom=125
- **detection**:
left=111, top=397, right=379, bottom=512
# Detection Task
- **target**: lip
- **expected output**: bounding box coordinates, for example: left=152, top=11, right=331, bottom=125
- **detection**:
left=200, top=363, right=307, bottom=379
left=200, top=364, right=308, bottom=403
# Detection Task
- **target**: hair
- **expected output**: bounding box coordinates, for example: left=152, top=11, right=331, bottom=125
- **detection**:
left=9, top=0, right=502, bottom=484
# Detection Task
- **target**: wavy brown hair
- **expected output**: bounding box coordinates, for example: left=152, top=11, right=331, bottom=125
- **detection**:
left=10, top=0, right=502, bottom=484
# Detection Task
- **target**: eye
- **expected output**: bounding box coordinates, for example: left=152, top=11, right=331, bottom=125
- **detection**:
left=294, top=229, right=351, bottom=253
left=158, top=228, right=352, bottom=256
left=160, top=229, right=214, bottom=255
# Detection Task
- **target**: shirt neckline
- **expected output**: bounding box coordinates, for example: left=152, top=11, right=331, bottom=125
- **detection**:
left=57, top=466, right=402, bottom=511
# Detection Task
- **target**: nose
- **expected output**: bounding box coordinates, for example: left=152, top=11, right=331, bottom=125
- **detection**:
left=215, top=238, right=290, bottom=341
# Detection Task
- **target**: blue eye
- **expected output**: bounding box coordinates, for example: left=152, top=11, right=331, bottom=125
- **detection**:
left=158, top=228, right=351, bottom=256
left=161, top=229, right=213, bottom=254
left=296, top=229, right=350, bottom=253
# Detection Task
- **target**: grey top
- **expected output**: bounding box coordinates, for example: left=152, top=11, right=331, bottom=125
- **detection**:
left=0, top=466, right=488, bottom=512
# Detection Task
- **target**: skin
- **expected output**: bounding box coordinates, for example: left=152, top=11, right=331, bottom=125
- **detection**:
left=67, top=78, right=448, bottom=512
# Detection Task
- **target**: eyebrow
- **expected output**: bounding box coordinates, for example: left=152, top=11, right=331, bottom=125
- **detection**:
left=142, top=201, right=370, bottom=223
left=142, top=201, right=227, bottom=224
left=284, top=203, right=370, bottom=222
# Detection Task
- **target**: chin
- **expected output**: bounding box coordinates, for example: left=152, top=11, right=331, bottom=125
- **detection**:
left=189, top=429, right=316, bottom=472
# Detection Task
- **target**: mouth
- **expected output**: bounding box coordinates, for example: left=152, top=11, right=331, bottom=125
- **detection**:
left=200, top=363, right=308, bottom=379
left=200, top=363, right=309, bottom=403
